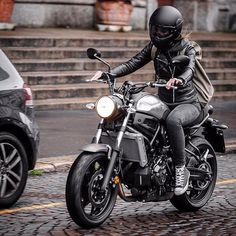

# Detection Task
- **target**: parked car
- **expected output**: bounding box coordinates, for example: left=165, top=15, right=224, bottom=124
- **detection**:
left=0, top=49, right=39, bottom=208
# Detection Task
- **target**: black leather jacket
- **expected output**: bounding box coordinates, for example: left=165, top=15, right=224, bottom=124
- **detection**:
left=111, top=38, right=198, bottom=105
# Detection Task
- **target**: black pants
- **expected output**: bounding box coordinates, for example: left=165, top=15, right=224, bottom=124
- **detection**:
left=165, top=102, right=202, bottom=167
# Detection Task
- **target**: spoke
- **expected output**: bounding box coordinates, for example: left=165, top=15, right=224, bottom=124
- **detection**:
left=202, top=149, right=209, bottom=161
left=8, top=170, right=21, bottom=182
left=6, top=149, right=17, bottom=165
left=0, top=176, right=7, bottom=197
left=0, top=143, right=6, bottom=162
left=6, top=175, right=17, bottom=189
left=91, top=205, right=103, bottom=216
left=91, top=206, right=99, bottom=216
left=8, top=155, right=21, bottom=170
left=90, top=205, right=95, bottom=215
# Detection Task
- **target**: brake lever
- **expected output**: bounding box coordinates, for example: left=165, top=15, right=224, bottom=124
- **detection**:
left=85, top=78, right=107, bottom=83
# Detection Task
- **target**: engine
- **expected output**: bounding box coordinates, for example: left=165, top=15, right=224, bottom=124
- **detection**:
left=151, top=157, right=168, bottom=186
left=122, top=150, right=174, bottom=202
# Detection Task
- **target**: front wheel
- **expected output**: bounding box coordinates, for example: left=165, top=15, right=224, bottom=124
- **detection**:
left=170, top=137, right=217, bottom=211
left=65, top=152, right=118, bottom=228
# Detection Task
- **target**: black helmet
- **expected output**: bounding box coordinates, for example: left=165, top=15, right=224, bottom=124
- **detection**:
left=149, top=6, right=183, bottom=48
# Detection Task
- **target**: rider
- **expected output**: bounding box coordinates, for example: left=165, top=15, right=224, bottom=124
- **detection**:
left=92, top=6, right=202, bottom=196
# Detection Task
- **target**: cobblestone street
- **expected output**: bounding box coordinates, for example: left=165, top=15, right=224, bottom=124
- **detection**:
left=0, top=154, right=235, bottom=236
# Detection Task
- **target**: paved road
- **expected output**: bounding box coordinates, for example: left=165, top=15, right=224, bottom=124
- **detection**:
left=35, top=100, right=236, bottom=159
left=0, top=153, right=235, bottom=235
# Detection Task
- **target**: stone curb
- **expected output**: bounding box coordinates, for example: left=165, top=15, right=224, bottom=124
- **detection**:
left=34, top=142, right=236, bottom=173
left=35, top=155, right=76, bottom=173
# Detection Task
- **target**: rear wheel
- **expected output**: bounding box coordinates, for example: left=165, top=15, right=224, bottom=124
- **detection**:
left=66, top=152, right=118, bottom=228
left=170, top=137, right=217, bottom=211
left=0, top=132, right=28, bottom=208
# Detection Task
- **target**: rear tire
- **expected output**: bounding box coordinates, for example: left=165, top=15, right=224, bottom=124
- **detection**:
left=65, top=152, right=118, bottom=228
left=0, top=132, right=28, bottom=209
left=170, top=137, right=217, bottom=211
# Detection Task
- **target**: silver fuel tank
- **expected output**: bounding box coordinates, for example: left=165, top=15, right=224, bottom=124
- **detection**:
left=134, top=92, right=170, bottom=121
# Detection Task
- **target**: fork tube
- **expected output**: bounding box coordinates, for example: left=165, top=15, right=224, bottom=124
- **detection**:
left=92, top=118, right=104, bottom=144
left=115, top=110, right=132, bottom=149
left=101, top=106, right=134, bottom=191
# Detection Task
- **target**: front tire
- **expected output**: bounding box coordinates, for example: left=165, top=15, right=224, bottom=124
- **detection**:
left=170, top=137, right=217, bottom=211
left=0, top=132, right=28, bottom=209
left=65, top=152, right=118, bottom=228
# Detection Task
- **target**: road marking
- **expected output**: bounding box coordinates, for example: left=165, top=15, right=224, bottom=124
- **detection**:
left=216, top=178, right=236, bottom=185
left=0, top=178, right=235, bottom=215
left=0, top=202, right=64, bottom=215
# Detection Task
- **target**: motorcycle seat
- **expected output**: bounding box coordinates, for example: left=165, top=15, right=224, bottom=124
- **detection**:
left=185, top=104, right=213, bottom=129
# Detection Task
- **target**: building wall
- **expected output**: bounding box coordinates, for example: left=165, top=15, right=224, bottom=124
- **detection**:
left=12, top=0, right=96, bottom=28
left=174, top=0, right=236, bottom=32
left=12, top=0, right=153, bottom=29
left=11, top=0, right=236, bottom=31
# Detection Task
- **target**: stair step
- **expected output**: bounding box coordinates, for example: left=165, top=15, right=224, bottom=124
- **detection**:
left=13, top=58, right=236, bottom=72
left=32, top=83, right=110, bottom=100
left=3, top=46, right=236, bottom=59
left=13, top=58, right=153, bottom=72
left=34, top=97, right=97, bottom=110
left=3, top=47, right=141, bottom=60
left=31, top=79, right=236, bottom=100
left=202, top=48, right=236, bottom=58
left=22, top=70, right=153, bottom=85
left=213, top=91, right=236, bottom=100
left=212, top=80, right=236, bottom=91
left=1, top=36, right=236, bottom=48
left=0, top=37, right=149, bottom=48
left=23, top=71, right=93, bottom=85
left=202, top=59, right=236, bottom=69
left=206, top=68, right=236, bottom=80
left=33, top=91, right=236, bottom=111
left=1, top=29, right=236, bottom=110
left=22, top=68, right=236, bottom=85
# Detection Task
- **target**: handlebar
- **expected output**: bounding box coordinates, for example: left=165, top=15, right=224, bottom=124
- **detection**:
left=86, top=78, right=178, bottom=90
left=147, top=81, right=178, bottom=90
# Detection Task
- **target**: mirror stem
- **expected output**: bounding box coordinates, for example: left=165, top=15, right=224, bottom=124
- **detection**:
left=94, top=55, right=111, bottom=72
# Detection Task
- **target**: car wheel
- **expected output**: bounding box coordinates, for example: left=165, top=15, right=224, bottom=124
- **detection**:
left=0, top=132, right=28, bottom=209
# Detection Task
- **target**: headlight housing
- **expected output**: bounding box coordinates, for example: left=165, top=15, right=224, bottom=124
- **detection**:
left=95, top=95, right=124, bottom=120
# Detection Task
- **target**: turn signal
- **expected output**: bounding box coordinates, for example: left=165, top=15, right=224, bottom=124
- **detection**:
left=114, top=176, right=120, bottom=185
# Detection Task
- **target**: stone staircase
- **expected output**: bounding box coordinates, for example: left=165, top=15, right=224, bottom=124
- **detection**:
left=1, top=29, right=236, bottom=110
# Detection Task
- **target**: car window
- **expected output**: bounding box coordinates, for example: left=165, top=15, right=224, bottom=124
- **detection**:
left=0, top=50, right=24, bottom=90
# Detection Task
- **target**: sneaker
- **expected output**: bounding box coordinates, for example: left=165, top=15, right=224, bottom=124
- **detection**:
left=174, top=165, right=190, bottom=196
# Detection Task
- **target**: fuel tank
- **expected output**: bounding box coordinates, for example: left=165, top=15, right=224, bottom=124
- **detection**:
left=134, top=92, right=170, bottom=121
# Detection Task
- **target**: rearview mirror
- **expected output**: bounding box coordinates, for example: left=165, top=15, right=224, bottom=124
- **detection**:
left=171, top=55, right=190, bottom=67
left=87, top=48, right=101, bottom=59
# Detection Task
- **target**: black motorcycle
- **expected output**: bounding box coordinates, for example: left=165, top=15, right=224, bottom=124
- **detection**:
left=65, top=48, right=227, bottom=228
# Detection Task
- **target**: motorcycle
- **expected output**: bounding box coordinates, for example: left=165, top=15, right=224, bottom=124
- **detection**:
left=65, top=48, right=227, bottom=228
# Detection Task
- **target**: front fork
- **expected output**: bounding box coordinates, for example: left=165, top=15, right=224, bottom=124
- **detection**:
left=93, top=104, right=135, bottom=191
left=92, top=118, right=104, bottom=144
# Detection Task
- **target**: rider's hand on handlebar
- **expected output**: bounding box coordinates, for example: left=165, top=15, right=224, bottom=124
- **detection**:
left=166, top=78, right=183, bottom=90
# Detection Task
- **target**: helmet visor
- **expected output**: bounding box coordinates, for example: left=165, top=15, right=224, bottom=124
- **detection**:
left=151, top=25, right=174, bottom=38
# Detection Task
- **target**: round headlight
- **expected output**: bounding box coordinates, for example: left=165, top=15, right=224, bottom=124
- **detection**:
left=96, top=96, right=116, bottom=119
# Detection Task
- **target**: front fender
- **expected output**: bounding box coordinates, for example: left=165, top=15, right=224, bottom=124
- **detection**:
left=82, top=143, right=112, bottom=158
